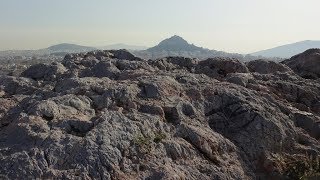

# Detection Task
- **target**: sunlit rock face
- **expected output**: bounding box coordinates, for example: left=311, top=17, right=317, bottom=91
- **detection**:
left=0, top=49, right=319, bottom=179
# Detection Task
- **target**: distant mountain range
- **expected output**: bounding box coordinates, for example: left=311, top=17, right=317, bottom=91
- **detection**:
left=0, top=37, right=247, bottom=60
left=47, top=43, right=96, bottom=53
left=1, top=37, right=319, bottom=60
left=0, top=43, right=146, bottom=57
left=0, top=43, right=97, bottom=57
left=251, top=40, right=320, bottom=58
left=133, top=35, right=245, bottom=60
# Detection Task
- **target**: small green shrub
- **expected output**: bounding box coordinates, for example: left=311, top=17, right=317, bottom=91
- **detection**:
left=283, top=155, right=320, bottom=180
left=133, top=132, right=167, bottom=154
left=133, top=134, right=152, bottom=147
left=153, top=132, right=166, bottom=143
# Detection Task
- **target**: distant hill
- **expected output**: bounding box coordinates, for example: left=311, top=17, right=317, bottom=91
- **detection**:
left=147, top=35, right=201, bottom=52
left=251, top=40, right=320, bottom=58
left=0, top=43, right=148, bottom=57
left=47, top=43, right=96, bottom=53
left=1, top=38, right=292, bottom=62
left=99, top=43, right=147, bottom=50
left=133, top=35, right=245, bottom=60
left=0, top=43, right=97, bottom=57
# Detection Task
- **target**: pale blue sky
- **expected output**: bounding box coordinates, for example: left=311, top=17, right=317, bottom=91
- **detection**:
left=0, top=0, right=319, bottom=53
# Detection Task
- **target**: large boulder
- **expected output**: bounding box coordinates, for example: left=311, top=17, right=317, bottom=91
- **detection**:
left=247, top=59, right=292, bottom=74
left=225, top=73, right=254, bottom=87
left=108, top=49, right=143, bottom=61
left=0, top=75, right=39, bottom=95
left=28, top=95, right=95, bottom=121
left=196, top=57, right=249, bottom=78
left=87, top=60, right=120, bottom=79
left=21, top=62, right=67, bottom=81
left=282, top=48, right=320, bottom=79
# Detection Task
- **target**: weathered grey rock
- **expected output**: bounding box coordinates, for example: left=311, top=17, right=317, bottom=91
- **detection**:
left=28, top=95, right=95, bottom=121
left=226, top=73, right=254, bottom=87
left=54, top=77, right=112, bottom=93
left=196, top=57, right=249, bottom=78
left=138, top=76, right=181, bottom=99
left=108, top=49, right=143, bottom=61
left=293, top=112, right=320, bottom=139
left=139, top=82, right=161, bottom=99
left=0, top=76, right=39, bottom=95
left=1, top=50, right=320, bottom=179
left=21, top=62, right=67, bottom=81
left=84, top=60, right=120, bottom=79
left=139, top=104, right=164, bottom=117
left=283, top=48, right=320, bottom=79
left=149, top=57, right=198, bottom=72
left=247, top=59, right=292, bottom=74
left=114, top=59, right=153, bottom=71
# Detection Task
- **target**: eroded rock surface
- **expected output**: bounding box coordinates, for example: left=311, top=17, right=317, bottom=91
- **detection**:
left=283, top=48, right=320, bottom=79
left=0, top=50, right=319, bottom=179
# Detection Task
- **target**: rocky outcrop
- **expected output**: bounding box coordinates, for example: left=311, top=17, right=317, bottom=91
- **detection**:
left=282, top=48, right=320, bottom=79
left=21, top=62, right=67, bottom=81
left=247, top=59, right=292, bottom=74
left=0, top=50, right=319, bottom=179
left=196, top=57, right=249, bottom=79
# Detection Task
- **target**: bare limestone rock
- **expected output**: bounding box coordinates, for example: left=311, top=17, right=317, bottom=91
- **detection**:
left=196, top=57, right=249, bottom=78
left=21, top=62, right=67, bottom=81
left=247, top=59, right=292, bottom=74
left=283, top=48, right=320, bottom=79
left=0, top=49, right=320, bottom=179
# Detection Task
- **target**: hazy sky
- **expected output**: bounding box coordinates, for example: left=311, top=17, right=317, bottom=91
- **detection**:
left=0, top=0, right=319, bottom=53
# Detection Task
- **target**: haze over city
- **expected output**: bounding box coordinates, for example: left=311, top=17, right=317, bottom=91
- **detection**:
left=1, top=0, right=320, bottom=53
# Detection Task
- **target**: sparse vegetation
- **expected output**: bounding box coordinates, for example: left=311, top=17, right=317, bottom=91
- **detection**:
left=153, top=132, right=166, bottom=143
left=283, top=155, right=320, bottom=179
left=133, top=134, right=152, bottom=147
left=133, top=134, right=152, bottom=154
left=133, top=132, right=167, bottom=153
